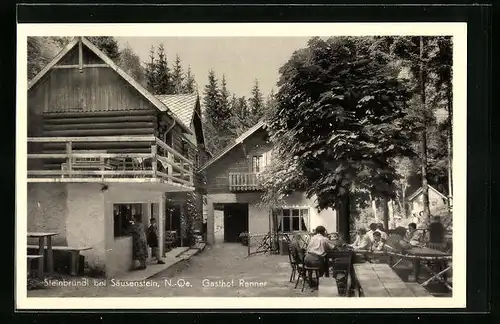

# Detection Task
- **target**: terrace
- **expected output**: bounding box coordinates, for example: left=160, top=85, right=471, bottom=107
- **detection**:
left=27, top=135, right=194, bottom=192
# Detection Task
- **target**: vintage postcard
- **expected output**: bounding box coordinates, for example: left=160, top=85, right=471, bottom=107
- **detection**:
left=16, top=22, right=466, bottom=309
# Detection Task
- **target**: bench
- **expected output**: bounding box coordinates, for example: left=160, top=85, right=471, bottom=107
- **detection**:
left=28, top=245, right=92, bottom=276
left=318, top=277, right=339, bottom=297
left=405, top=282, right=433, bottom=297
left=27, top=255, right=44, bottom=278
left=354, top=263, right=424, bottom=297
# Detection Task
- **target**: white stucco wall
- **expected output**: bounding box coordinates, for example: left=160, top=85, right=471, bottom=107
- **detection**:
left=27, top=182, right=168, bottom=277
left=205, top=191, right=338, bottom=245
left=66, top=183, right=107, bottom=269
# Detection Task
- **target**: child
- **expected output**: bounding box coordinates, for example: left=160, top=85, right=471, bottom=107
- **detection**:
left=146, top=218, right=165, bottom=264
left=371, top=231, right=385, bottom=251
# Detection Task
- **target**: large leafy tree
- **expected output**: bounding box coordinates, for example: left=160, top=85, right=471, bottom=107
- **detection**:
left=262, top=36, right=412, bottom=241
left=117, top=45, right=146, bottom=87
left=86, top=36, right=120, bottom=61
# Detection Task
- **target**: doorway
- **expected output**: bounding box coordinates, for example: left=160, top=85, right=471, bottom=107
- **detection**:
left=223, top=203, right=249, bottom=243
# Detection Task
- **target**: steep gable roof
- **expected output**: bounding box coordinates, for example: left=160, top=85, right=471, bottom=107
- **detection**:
left=200, top=121, right=267, bottom=171
left=27, top=36, right=192, bottom=134
left=155, top=94, right=199, bottom=128
left=407, top=185, right=448, bottom=201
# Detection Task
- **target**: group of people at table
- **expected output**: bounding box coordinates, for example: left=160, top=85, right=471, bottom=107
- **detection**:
left=290, top=216, right=447, bottom=287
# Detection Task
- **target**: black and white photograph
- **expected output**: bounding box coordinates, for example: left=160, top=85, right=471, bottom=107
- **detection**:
left=16, top=23, right=467, bottom=309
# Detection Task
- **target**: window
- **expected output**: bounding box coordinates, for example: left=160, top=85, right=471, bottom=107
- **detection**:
left=277, top=208, right=309, bottom=232
left=113, top=204, right=142, bottom=238
left=252, top=155, right=263, bottom=173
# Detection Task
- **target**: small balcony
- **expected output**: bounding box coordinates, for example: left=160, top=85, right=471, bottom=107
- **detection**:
left=27, top=135, right=194, bottom=191
left=228, top=172, right=263, bottom=192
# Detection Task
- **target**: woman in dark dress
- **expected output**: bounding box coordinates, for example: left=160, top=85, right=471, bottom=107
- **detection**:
left=129, top=214, right=149, bottom=270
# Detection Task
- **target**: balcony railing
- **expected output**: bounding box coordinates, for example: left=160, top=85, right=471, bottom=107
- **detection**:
left=228, top=172, right=262, bottom=192
left=27, top=135, right=194, bottom=187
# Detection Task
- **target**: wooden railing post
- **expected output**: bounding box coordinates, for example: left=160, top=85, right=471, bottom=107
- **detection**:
left=167, top=151, right=173, bottom=177
left=151, top=144, right=157, bottom=178
left=66, top=141, right=72, bottom=178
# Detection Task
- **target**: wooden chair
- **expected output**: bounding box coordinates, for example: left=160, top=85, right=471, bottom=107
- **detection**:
left=294, top=250, right=321, bottom=292
left=328, top=250, right=355, bottom=296
left=287, top=244, right=303, bottom=283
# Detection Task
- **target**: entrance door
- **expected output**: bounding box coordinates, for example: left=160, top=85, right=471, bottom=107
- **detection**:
left=223, top=203, right=249, bottom=243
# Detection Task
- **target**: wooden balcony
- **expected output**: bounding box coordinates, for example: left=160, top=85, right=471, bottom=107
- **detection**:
left=26, top=135, right=194, bottom=191
left=228, top=172, right=262, bottom=192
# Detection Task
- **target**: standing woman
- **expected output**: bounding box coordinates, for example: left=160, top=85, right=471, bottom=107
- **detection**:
left=129, top=214, right=149, bottom=270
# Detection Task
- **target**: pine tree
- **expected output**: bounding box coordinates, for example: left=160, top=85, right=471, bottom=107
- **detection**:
left=171, top=54, right=184, bottom=94
left=248, top=79, right=265, bottom=124
left=220, top=75, right=231, bottom=118
left=155, top=43, right=173, bottom=94
left=145, top=46, right=157, bottom=93
left=183, top=66, right=197, bottom=94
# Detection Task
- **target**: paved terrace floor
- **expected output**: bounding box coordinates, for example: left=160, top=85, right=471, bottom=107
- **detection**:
left=28, top=243, right=451, bottom=298
left=28, top=243, right=316, bottom=298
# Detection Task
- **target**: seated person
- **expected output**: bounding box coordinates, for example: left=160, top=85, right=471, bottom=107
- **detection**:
left=289, top=233, right=306, bottom=263
left=404, top=222, right=423, bottom=247
left=304, top=226, right=337, bottom=281
left=366, top=223, right=378, bottom=241
left=427, top=215, right=446, bottom=251
left=371, top=231, right=385, bottom=251
left=376, top=223, right=389, bottom=242
left=384, top=227, right=411, bottom=252
left=349, top=228, right=371, bottom=251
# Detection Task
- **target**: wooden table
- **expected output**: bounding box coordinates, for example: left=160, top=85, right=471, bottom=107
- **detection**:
left=354, top=263, right=426, bottom=297
left=27, top=232, right=58, bottom=276
left=387, top=247, right=452, bottom=291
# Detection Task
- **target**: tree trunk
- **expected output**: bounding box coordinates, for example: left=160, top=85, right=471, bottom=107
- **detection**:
left=369, top=193, right=378, bottom=222
left=447, top=83, right=453, bottom=211
left=419, top=36, right=431, bottom=222
left=337, top=193, right=351, bottom=243
left=382, top=196, right=389, bottom=231
left=402, top=183, right=407, bottom=218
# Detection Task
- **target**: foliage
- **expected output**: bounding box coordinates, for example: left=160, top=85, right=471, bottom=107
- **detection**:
left=202, top=70, right=235, bottom=154
left=86, top=36, right=120, bottom=61
left=263, top=36, right=413, bottom=212
left=248, top=79, right=265, bottom=124
left=117, top=45, right=146, bottom=87
left=183, top=66, right=197, bottom=93
left=27, top=37, right=70, bottom=80
left=171, top=55, right=185, bottom=94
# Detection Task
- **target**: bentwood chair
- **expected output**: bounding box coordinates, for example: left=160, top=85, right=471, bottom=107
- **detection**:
left=294, top=250, right=321, bottom=292
left=287, top=245, right=302, bottom=282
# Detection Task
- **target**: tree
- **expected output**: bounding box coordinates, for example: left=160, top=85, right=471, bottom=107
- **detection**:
left=145, top=46, right=157, bottom=93
left=202, top=70, right=234, bottom=153
left=428, top=36, right=453, bottom=208
left=171, top=54, right=184, bottom=94
left=117, top=45, right=145, bottom=86
left=248, top=79, right=265, bottom=124
left=154, top=44, right=174, bottom=94
left=183, top=65, right=197, bottom=94
left=220, top=75, right=232, bottom=119
left=262, top=36, right=412, bottom=242
left=27, top=37, right=70, bottom=80
left=86, top=36, right=120, bottom=61
left=230, top=96, right=253, bottom=136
